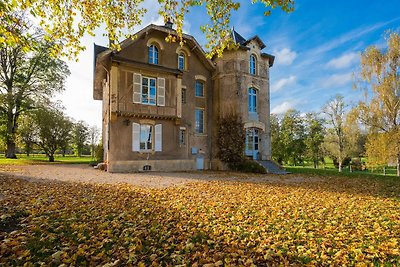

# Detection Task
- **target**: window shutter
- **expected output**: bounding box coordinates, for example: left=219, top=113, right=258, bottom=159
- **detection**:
left=157, top=77, right=165, bottom=106
left=133, top=73, right=142, bottom=103
left=155, top=124, right=162, bottom=152
left=132, top=122, right=140, bottom=151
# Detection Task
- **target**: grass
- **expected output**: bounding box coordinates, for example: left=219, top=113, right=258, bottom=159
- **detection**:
left=1, top=173, right=399, bottom=266
left=0, top=154, right=95, bottom=165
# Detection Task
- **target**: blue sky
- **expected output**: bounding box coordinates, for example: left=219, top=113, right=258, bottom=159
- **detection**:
left=58, top=0, right=400, bottom=127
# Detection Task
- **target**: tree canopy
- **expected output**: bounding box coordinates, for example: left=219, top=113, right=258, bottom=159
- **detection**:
left=1, top=0, right=294, bottom=58
left=357, top=31, right=400, bottom=176
left=0, top=17, right=70, bottom=158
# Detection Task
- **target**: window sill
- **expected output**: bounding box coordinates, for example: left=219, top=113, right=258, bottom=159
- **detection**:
left=139, top=150, right=155, bottom=154
left=194, top=133, right=208, bottom=137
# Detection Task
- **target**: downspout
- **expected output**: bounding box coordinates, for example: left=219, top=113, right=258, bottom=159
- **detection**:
left=101, top=63, right=111, bottom=166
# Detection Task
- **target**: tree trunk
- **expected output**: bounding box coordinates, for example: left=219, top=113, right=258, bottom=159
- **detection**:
left=49, top=154, right=54, bottom=162
left=397, top=154, right=400, bottom=177
left=6, top=112, right=17, bottom=159
left=338, top=159, right=343, bottom=173
left=5, top=140, right=17, bottom=158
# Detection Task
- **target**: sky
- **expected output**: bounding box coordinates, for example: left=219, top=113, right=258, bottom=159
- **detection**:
left=57, top=0, right=400, bottom=128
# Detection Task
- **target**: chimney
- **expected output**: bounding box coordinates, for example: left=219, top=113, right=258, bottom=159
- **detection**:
left=165, top=18, right=173, bottom=29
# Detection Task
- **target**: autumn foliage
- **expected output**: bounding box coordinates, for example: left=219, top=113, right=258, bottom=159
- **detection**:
left=1, top=174, right=399, bottom=266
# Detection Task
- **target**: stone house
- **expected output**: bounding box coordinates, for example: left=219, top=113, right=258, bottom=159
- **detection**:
left=93, top=23, right=275, bottom=172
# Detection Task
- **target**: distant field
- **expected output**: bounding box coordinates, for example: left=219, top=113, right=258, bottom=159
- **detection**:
left=0, top=154, right=94, bottom=165
left=285, top=165, right=397, bottom=177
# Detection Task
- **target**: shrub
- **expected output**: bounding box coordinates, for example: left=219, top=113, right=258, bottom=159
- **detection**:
left=237, top=160, right=267, bottom=174
left=95, top=142, right=104, bottom=163
left=217, top=114, right=245, bottom=170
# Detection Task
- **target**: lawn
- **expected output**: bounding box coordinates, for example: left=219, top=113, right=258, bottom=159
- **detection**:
left=0, top=154, right=94, bottom=165
left=1, top=173, right=399, bottom=266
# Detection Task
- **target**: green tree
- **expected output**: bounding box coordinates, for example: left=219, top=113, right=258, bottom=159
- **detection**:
left=304, top=112, right=325, bottom=168
left=270, top=114, right=284, bottom=164
left=89, top=125, right=100, bottom=159
left=280, top=109, right=305, bottom=166
left=1, top=1, right=294, bottom=58
left=17, top=114, right=36, bottom=156
left=356, top=32, right=400, bottom=176
left=0, top=16, right=70, bottom=158
left=32, top=106, right=73, bottom=162
left=73, top=121, right=89, bottom=157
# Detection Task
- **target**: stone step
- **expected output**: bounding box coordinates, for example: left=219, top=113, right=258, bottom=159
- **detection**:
left=256, top=160, right=289, bottom=174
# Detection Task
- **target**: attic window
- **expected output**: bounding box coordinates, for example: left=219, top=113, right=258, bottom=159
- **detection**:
left=148, top=45, right=159, bottom=64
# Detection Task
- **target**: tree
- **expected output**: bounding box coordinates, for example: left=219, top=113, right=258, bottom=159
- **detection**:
left=280, top=109, right=305, bottom=165
left=32, top=107, right=73, bottom=162
left=1, top=1, right=294, bottom=58
left=0, top=16, right=70, bottom=158
left=270, top=114, right=284, bottom=164
left=304, top=113, right=325, bottom=168
left=17, top=114, right=36, bottom=156
left=323, top=95, right=350, bottom=172
left=89, top=125, right=100, bottom=159
left=356, top=32, right=400, bottom=176
left=72, top=121, right=89, bottom=157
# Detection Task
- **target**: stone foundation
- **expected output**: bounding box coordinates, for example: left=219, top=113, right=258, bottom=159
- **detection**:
left=108, top=159, right=198, bottom=173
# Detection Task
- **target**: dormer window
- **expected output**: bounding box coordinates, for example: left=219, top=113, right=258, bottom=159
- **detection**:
left=178, top=53, right=185, bottom=70
left=148, top=45, right=159, bottom=64
left=250, top=54, right=256, bottom=75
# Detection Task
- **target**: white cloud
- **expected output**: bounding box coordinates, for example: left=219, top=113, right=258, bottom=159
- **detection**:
left=271, top=75, right=296, bottom=93
left=321, top=73, right=352, bottom=88
left=326, top=52, right=359, bottom=69
left=274, top=48, right=297, bottom=65
left=271, top=101, right=295, bottom=114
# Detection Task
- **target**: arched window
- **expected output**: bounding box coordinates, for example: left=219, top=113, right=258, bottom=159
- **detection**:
left=249, top=54, right=256, bottom=75
left=148, top=45, right=159, bottom=64
left=178, top=53, right=185, bottom=70
left=248, top=88, right=257, bottom=112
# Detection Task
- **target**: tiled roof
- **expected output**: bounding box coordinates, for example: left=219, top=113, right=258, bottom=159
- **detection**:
left=231, top=27, right=246, bottom=45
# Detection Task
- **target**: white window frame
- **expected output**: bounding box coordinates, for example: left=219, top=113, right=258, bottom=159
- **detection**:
left=195, top=108, right=205, bottom=134
left=139, top=124, right=153, bottom=151
left=141, top=77, right=157, bottom=105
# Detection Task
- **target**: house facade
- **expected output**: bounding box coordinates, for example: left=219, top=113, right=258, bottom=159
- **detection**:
left=93, top=23, right=274, bottom=172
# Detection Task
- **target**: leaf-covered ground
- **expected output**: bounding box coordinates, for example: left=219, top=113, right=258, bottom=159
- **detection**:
left=0, top=173, right=399, bottom=266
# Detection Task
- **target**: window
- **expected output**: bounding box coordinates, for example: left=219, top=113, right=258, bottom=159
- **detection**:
left=181, top=88, right=186, bottom=104
left=148, top=45, right=158, bottom=64
left=195, top=80, right=204, bottom=97
left=248, top=88, right=257, bottom=112
left=133, top=73, right=165, bottom=106
left=195, top=109, right=204, bottom=134
left=250, top=54, right=256, bottom=75
left=141, top=77, right=156, bottom=105
left=132, top=123, right=162, bottom=152
left=178, top=53, right=185, bottom=70
left=140, top=125, right=153, bottom=150
left=179, top=129, right=186, bottom=145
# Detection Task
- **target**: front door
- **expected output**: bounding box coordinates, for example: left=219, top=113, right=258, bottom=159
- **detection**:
left=245, top=128, right=259, bottom=160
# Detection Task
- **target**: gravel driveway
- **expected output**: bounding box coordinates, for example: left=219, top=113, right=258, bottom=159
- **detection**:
left=0, top=164, right=319, bottom=188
